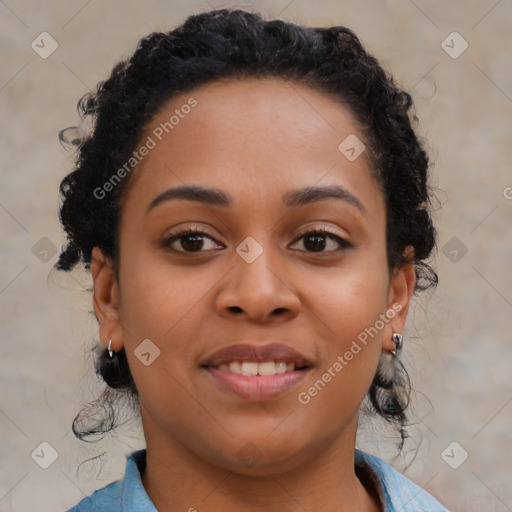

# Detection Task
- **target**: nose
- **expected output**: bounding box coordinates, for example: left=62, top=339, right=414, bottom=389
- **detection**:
left=214, top=244, right=301, bottom=324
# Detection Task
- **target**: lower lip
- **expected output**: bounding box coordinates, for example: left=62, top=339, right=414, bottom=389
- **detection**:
left=204, top=367, right=311, bottom=401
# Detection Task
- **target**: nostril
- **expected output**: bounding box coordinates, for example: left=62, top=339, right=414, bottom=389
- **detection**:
left=228, top=306, right=243, bottom=313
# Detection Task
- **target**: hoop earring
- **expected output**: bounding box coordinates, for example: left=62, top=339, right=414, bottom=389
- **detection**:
left=375, top=332, right=404, bottom=386
left=392, top=332, right=403, bottom=354
left=108, top=339, right=115, bottom=359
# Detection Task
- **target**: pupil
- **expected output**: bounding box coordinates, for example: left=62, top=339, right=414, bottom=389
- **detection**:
left=182, top=235, right=203, bottom=252
left=305, top=234, right=325, bottom=252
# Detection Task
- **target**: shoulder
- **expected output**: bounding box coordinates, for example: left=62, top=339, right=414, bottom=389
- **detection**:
left=62, top=450, right=157, bottom=512
left=355, top=450, right=451, bottom=512
left=62, top=479, right=122, bottom=512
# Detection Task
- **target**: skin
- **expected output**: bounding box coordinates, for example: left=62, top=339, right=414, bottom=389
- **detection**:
left=91, top=77, right=416, bottom=512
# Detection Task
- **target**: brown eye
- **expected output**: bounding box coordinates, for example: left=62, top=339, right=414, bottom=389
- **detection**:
left=161, top=228, right=223, bottom=253
left=291, top=229, right=351, bottom=253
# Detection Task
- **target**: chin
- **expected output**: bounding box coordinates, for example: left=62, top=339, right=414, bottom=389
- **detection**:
left=205, top=435, right=315, bottom=477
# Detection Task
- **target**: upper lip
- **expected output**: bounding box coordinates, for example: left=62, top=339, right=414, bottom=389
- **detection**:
left=200, top=343, right=314, bottom=368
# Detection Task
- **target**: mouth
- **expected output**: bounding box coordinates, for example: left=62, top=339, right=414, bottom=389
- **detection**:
left=200, top=343, right=314, bottom=400
left=212, top=360, right=308, bottom=375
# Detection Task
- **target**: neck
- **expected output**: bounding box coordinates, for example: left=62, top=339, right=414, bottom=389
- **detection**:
left=140, top=411, right=381, bottom=512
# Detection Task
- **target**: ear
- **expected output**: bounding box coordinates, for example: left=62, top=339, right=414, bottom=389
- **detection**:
left=91, top=246, right=124, bottom=352
left=382, top=246, right=416, bottom=352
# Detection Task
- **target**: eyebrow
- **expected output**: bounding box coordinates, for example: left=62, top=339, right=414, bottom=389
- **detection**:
left=146, top=184, right=365, bottom=214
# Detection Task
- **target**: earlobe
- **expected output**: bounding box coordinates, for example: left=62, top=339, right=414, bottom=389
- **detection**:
left=383, top=247, right=416, bottom=351
left=91, top=247, right=123, bottom=351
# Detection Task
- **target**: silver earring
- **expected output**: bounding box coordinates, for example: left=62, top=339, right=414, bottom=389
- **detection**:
left=376, top=333, right=403, bottom=385
left=108, top=339, right=114, bottom=358
left=392, top=332, right=403, bottom=352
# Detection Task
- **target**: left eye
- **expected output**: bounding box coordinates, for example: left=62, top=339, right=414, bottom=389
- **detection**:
left=290, top=229, right=351, bottom=253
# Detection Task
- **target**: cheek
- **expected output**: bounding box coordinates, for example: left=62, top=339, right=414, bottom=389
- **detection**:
left=298, top=254, right=389, bottom=402
left=306, top=254, right=390, bottom=342
left=117, top=255, right=209, bottom=420
left=118, top=245, right=209, bottom=338
left=116, top=245, right=237, bottom=401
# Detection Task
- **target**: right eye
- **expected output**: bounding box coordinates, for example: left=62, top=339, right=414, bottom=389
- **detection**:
left=160, top=228, right=224, bottom=254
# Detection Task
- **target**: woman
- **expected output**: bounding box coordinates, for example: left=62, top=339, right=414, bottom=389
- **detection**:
left=58, top=8, right=448, bottom=511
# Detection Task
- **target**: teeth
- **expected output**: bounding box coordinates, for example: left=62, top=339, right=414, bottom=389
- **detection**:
left=229, top=361, right=242, bottom=374
left=241, top=362, right=258, bottom=376
left=258, top=361, right=276, bottom=376
left=275, top=362, right=287, bottom=374
left=217, top=361, right=299, bottom=375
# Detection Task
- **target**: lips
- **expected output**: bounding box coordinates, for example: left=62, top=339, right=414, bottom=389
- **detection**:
left=200, top=342, right=314, bottom=368
left=200, top=343, right=314, bottom=401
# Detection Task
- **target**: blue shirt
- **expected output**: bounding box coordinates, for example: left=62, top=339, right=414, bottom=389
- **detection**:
left=63, top=449, right=450, bottom=511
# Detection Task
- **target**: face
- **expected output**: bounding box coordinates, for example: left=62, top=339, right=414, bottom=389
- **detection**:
left=92, top=77, right=414, bottom=475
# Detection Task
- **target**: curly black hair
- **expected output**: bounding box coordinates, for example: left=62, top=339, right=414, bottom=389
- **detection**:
left=56, top=9, right=437, bottom=448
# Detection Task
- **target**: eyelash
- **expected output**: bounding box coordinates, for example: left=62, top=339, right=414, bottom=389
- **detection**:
left=160, top=226, right=352, bottom=255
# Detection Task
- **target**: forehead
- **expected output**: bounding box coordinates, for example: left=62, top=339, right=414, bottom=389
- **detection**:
left=121, top=77, right=383, bottom=219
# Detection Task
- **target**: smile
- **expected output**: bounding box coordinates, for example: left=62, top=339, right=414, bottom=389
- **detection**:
left=214, top=360, right=306, bottom=376
left=200, top=343, right=314, bottom=400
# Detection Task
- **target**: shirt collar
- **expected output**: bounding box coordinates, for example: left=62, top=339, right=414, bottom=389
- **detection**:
left=355, top=449, right=448, bottom=512
left=119, top=449, right=158, bottom=512
left=121, top=448, right=443, bottom=512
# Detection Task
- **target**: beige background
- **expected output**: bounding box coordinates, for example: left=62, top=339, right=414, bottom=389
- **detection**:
left=1, top=1, right=511, bottom=511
